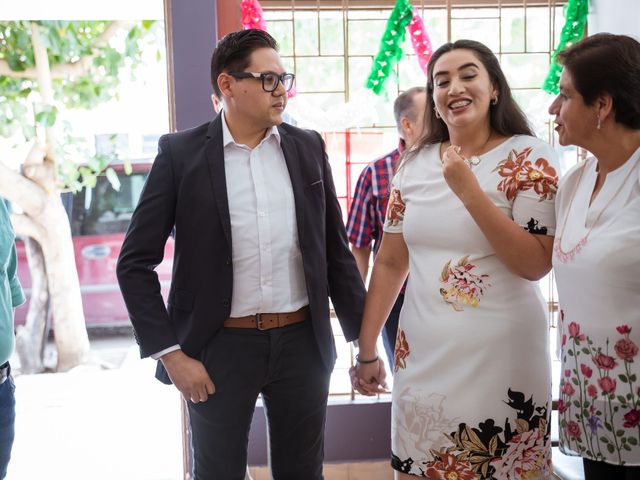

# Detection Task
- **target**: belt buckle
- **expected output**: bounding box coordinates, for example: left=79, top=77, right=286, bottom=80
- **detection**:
left=256, top=313, right=266, bottom=330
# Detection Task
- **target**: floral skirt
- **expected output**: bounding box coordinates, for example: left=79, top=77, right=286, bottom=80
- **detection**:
left=391, top=386, right=552, bottom=479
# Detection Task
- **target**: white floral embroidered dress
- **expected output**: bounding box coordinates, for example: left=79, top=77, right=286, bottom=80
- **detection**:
left=553, top=147, right=640, bottom=467
left=384, top=136, right=559, bottom=479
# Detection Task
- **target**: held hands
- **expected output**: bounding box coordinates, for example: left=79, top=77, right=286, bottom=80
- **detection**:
left=349, top=355, right=388, bottom=396
left=160, top=350, right=215, bottom=404
left=441, top=145, right=481, bottom=202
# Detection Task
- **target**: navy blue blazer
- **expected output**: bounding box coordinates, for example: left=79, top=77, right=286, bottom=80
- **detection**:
left=117, top=114, right=366, bottom=384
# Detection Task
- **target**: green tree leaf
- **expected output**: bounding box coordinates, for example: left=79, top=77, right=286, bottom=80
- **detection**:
left=35, top=105, right=58, bottom=127
left=104, top=167, right=121, bottom=191
left=123, top=158, right=132, bottom=176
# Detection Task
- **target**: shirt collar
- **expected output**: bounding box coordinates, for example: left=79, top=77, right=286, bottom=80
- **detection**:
left=221, top=111, right=281, bottom=148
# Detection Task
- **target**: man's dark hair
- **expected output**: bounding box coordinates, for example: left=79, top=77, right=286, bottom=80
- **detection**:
left=210, top=29, right=278, bottom=99
left=393, top=86, right=426, bottom=133
left=558, top=33, right=640, bottom=129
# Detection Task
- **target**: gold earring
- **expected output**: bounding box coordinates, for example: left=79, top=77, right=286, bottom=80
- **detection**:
left=597, top=116, right=602, bottom=130
left=434, top=107, right=441, bottom=119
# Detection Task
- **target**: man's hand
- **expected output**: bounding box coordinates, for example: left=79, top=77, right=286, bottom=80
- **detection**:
left=160, top=350, right=215, bottom=403
left=349, top=358, right=388, bottom=396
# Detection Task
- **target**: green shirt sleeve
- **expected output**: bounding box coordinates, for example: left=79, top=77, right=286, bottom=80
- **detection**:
left=8, top=240, right=25, bottom=307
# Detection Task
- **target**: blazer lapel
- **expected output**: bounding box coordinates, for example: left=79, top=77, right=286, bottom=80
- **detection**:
left=279, top=128, right=305, bottom=243
left=205, top=115, right=232, bottom=249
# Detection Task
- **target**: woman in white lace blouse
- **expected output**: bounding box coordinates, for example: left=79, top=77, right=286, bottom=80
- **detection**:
left=549, top=33, right=640, bottom=479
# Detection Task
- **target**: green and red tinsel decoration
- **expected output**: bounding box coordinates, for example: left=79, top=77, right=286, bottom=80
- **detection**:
left=365, top=0, right=414, bottom=95
left=542, top=0, right=589, bottom=94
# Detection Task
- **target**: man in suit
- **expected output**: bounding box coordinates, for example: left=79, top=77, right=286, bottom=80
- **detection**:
left=117, top=29, right=366, bottom=480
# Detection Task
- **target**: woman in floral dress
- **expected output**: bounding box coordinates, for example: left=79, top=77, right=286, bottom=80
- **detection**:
left=549, top=33, right=640, bottom=479
left=353, top=40, right=559, bottom=479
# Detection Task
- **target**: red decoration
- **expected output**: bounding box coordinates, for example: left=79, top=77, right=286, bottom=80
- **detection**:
left=408, top=12, right=433, bottom=74
left=240, top=0, right=267, bottom=31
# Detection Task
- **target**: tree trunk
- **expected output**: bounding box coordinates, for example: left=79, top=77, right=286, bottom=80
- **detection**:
left=15, top=238, right=49, bottom=374
left=39, top=196, right=90, bottom=371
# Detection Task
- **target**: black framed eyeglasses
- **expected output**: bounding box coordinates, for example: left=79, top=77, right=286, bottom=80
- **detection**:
left=228, top=71, right=295, bottom=93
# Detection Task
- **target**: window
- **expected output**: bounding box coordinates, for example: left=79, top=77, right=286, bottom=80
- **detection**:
left=263, top=1, right=575, bottom=208
left=70, top=168, right=149, bottom=237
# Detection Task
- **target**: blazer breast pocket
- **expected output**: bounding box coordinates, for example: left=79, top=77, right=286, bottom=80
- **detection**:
left=305, top=179, right=325, bottom=204
left=304, top=180, right=326, bottom=223
left=306, top=179, right=324, bottom=193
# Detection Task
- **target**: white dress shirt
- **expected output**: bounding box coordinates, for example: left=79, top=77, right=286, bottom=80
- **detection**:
left=152, top=113, right=308, bottom=359
left=221, top=113, right=309, bottom=316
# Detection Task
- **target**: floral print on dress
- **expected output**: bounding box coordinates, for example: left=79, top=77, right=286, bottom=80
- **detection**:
left=392, top=389, right=551, bottom=478
left=392, top=390, right=461, bottom=474
left=559, top=314, right=640, bottom=464
left=494, top=147, right=558, bottom=202
left=439, top=255, right=490, bottom=311
left=524, top=218, right=548, bottom=235
left=425, top=453, right=477, bottom=480
left=394, top=328, right=410, bottom=372
left=386, top=187, right=406, bottom=226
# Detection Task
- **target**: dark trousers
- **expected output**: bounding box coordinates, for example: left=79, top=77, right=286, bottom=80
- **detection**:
left=381, top=294, right=404, bottom=373
left=583, top=458, right=640, bottom=479
left=0, top=363, right=15, bottom=480
left=187, top=320, right=330, bottom=480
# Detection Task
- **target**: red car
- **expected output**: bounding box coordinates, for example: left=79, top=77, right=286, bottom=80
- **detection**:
left=15, top=161, right=174, bottom=327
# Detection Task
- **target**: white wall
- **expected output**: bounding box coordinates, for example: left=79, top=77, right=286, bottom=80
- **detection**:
left=588, top=0, right=640, bottom=38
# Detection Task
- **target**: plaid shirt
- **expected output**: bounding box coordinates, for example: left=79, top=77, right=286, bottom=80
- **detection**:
left=346, top=141, right=407, bottom=294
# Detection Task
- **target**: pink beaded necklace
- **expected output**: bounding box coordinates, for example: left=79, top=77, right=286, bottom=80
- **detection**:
left=554, top=155, right=640, bottom=263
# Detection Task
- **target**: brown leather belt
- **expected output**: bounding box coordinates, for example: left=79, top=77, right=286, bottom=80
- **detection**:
left=224, top=306, right=309, bottom=330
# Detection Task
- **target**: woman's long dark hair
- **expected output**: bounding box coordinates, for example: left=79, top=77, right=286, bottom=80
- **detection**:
left=415, top=39, right=533, bottom=153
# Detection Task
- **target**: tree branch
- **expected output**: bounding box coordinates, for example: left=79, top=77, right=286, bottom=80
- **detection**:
left=0, top=157, right=46, bottom=217
left=20, top=141, right=57, bottom=194
left=31, top=22, right=57, bottom=151
left=10, top=213, right=46, bottom=244
left=0, top=21, right=129, bottom=80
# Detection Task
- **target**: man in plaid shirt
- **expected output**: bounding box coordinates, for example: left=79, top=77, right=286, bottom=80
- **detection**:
left=346, top=87, right=426, bottom=371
